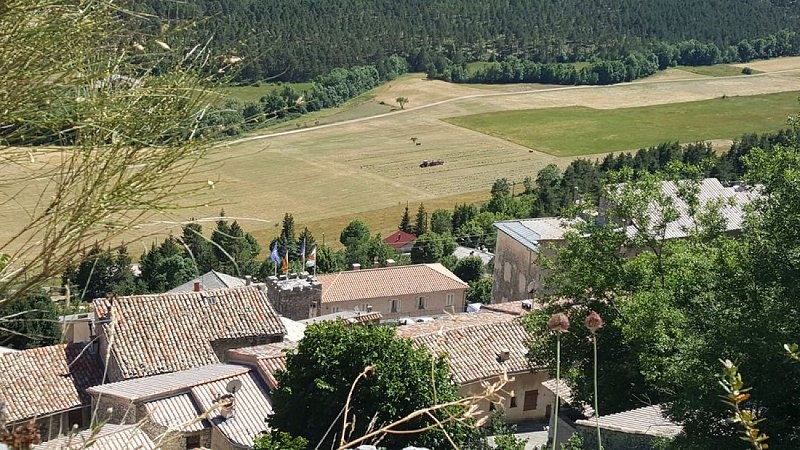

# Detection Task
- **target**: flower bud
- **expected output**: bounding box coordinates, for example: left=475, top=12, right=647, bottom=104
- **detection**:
left=585, top=311, right=604, bottom=333
left=548, top=313, right=570, bottom=333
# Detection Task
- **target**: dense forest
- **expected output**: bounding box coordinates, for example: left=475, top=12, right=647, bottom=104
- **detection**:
left=133, top=0, right=800, bottom=81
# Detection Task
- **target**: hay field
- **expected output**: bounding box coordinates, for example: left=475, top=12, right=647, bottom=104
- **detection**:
left=3, top=59, right=800, bottom=252
left=444, top=91, right=800, bottom=157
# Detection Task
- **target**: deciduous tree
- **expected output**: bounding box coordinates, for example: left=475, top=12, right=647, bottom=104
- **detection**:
left=270, top=321, right=474, bottom=449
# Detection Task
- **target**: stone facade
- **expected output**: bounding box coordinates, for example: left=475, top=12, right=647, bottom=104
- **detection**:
left=91, top=395, right=212, bottom=449
left=491, top=230, right=561, bottom=302
left=577, top=426, right=671, bottom=450
left=316, top=289, right=466, bottom=320
left=459, top=371, right=553, bottom=423
left=265, top=273, right=323, bottom=321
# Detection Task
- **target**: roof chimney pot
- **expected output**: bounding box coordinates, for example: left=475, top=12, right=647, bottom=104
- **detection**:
left=245, top=275, right=252, bottom=286
left=352, top=263, right=361, bottom=270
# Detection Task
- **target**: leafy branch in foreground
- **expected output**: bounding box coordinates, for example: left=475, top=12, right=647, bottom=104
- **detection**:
left=719, top=359, right=769, bottom=450
left=0, top=0, right=228, bottom=304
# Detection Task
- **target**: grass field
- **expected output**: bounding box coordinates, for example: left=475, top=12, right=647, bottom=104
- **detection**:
left=678, top=64, right=761, bottom=77
left=4, top=60, right=800, bottom=255
left=444, top=91, right=800, bottom=156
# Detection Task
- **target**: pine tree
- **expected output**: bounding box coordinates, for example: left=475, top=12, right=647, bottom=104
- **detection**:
left=399, top=203, right=412, bottom=233
left=414, top=203, right=428, bottom=236
left=181, top=222, right=216, bottom=273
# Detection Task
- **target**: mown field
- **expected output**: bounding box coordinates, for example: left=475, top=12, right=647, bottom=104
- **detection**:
left=3, top=61, right=800, bottom=253
left=444, top=91, right=800, bottom=157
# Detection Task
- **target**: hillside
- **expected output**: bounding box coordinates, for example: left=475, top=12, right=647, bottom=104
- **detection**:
left=133, top=0, right=800, bottom=81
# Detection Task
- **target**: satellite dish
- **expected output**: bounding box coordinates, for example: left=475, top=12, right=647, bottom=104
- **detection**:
left=225, top=379, right=243, bottom=394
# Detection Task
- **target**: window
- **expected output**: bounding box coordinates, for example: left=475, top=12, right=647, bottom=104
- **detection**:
left=510, top=396, right=518, bottom=408
left=332, top=306, right=341, bottom=313
left=523, top=390, right=539, bottom=411
left=185, top=435, right=201, bottom=449
left=361, top=303, right=369, bottom=312
left=417, top=296, right=426, bottom=310
left=446, top=293, right=454, bottom=307
left=390, top=299, right=399, bottom=313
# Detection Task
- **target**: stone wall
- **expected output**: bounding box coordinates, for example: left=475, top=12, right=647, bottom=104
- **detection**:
left=491, top=230, right=560, bottom=302
left=577, top=425, right=670, bottom=450
left=265, top=273, right=322, bottom=321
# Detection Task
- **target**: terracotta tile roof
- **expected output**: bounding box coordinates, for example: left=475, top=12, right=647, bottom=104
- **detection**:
left=88, top=364, right=250, bottom=402
left=0, top=343, right=103, bottom=423
left=575, top=405, right=682, bottom=437
left=190, top=371, right=273, bottom=447
left=93, top=285, right=286, bottom=380
left=396, top=311, right=516, bottom=338
left=226, top=342, right=297, bottom=390
left=400, top=313, right=536, bottom=384
left=315, top=264, right=467, bottom=304
left=33, top=423, right=156, bottom=449
left=301, top=310, right=383, bottom=325
left=480, top=300, right=540, bottom=316
left=383, top=231, right=417, bottom=249
left=144, top=393, right=209, bottom=432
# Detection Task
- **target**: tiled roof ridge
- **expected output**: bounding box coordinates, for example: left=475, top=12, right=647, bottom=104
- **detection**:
left=88, top=364, right=251, bottom=402
left=95, top=284, right=259, bottom=304
left=403, top=313, right=519, bottom=338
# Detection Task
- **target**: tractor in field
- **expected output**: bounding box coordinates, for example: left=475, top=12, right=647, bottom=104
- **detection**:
left=419, top=159, right=444, bottom=168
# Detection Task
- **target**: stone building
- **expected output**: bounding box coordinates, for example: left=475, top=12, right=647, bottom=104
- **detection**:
left=398, top=303, right=551, bottom=423
left=89, top=363, right=274, bottom=450
left=314, top=263, right=468, bottom=320
left=264, top=273, right=323, bottom=321
left=0, top=343, right=104, bottom=440
left=92, top=284, right=286, bottom=382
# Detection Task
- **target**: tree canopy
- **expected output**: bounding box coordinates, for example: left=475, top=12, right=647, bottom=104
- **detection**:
left=525, top=143, right=800, bottom=448
left=270, top=321, right=474, bottom=449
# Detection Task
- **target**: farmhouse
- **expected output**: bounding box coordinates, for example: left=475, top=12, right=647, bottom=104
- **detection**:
left=491, top=178, right=758, bottom=302
left=382, top=230, right=416, bottom=253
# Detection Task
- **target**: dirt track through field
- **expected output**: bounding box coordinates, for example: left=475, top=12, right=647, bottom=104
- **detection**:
left=4, top=61, right=800, bottom=252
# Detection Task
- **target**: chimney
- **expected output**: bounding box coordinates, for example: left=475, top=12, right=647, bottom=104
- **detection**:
left=352, top=263, right=361, bottom=270
left=219, top=395, right=235, bottom=419
left=386, top=259, right=396, bottom=267
left=245, top=275, right=252, bottom=286
left=373, top=258, right=379, bottom=269
left=193, top=281, right=201, bottom=292
left=498, top=349, right=510, bottom=362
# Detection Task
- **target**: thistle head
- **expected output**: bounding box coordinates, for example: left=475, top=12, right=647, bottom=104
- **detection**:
left=585, top=311, right=604, bottom=334
left=548, top=313, right=570, bottom=333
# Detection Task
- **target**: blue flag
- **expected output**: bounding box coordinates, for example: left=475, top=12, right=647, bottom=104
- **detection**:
left=270, top=243, right=280, bottom=264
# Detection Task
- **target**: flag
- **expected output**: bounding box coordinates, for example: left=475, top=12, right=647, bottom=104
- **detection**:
left=300, top=238, right=306, bottom=267
left=282, top=251, right=289, bottom=274
left=270, top=243, right=280, bottom=264
left=306, top=246, right=316, bottom=267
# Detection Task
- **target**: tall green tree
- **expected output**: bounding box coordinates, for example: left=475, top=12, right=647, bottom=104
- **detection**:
left=0, top=290, right=61, bottom=349
left=430, top=209, right=453, bottom=235
left=63, top=244, right=139, bottom=300
left=139, top=237, right=198, bottom=292
left=452, top=256, right=484, bottom=283
left=181, top=222, right=217, bottom=273
left=270, top=321, right=475, bottom=449
left=399, top=204, right=413, bottom=233
left=211, top=217, right=261, bottom=276
left=414, top=203, right=428, bottom=236
left=340, top=220, right=370, bottom=247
